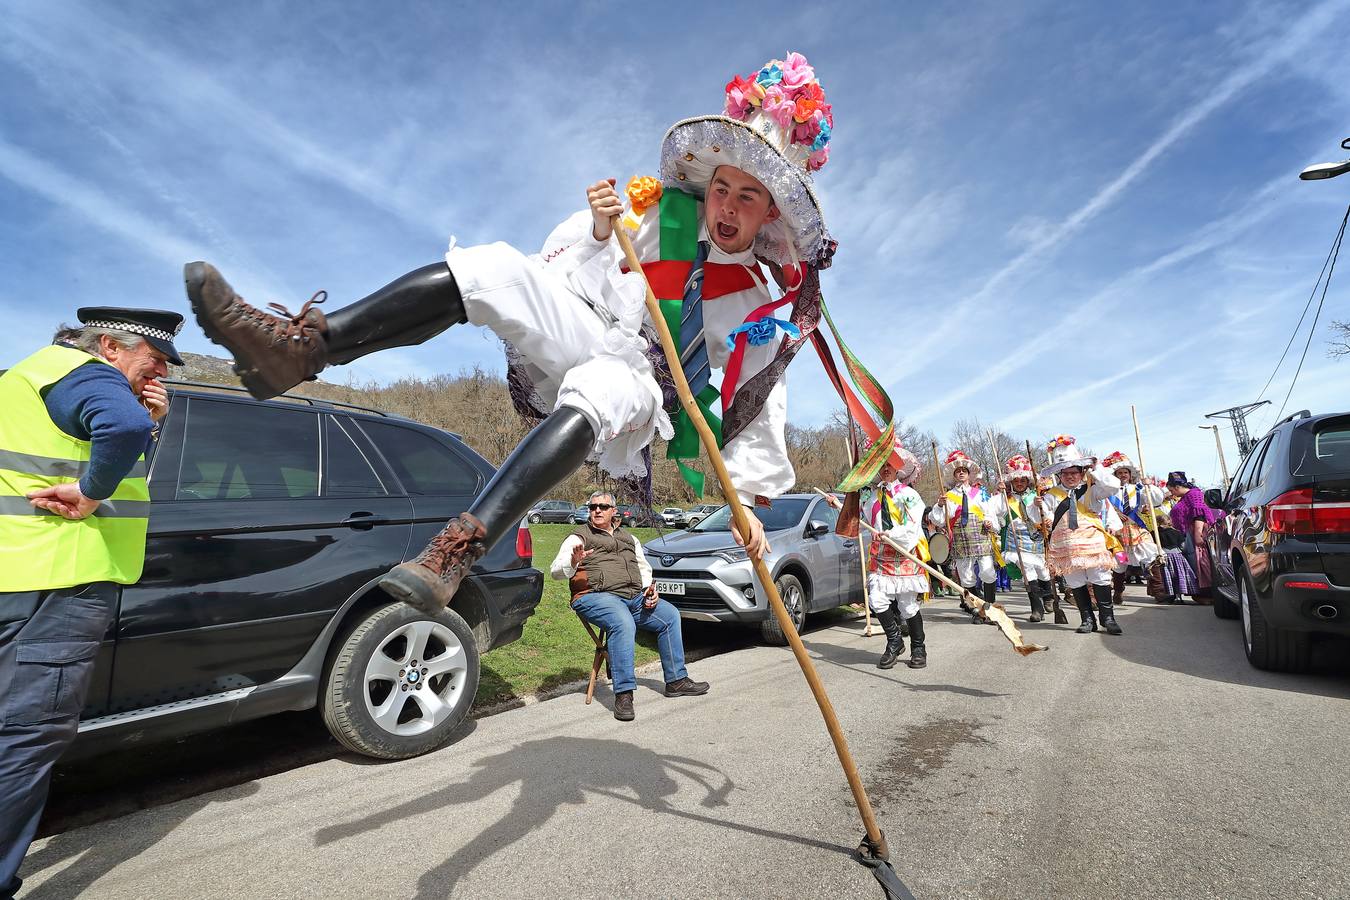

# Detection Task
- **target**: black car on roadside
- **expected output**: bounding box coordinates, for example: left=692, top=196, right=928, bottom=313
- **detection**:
left=69, top=381, right=543, bottom=761
left=1207, top=410, right=1350, bottom=672
left=526, top=499, right=577, bottom=524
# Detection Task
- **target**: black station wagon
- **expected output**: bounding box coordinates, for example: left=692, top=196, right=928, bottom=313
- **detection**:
left=69, top=381, right=542, bottom=760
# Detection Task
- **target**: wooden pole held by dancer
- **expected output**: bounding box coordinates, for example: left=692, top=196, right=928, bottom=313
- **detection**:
left=1131, top=405, right=1165, bottom=550
left=610, top=224, right=888, bottom=857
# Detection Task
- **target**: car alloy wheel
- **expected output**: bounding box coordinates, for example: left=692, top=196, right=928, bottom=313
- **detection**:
left=782, top=580, right=805, bottom=631
left=364, top=618, right=470, bottom=737
left=1240, top=576, right=1253, bottom=654
left=528, top=513, right=542, bottom=524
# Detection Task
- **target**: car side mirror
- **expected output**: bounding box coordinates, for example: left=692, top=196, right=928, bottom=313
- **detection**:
left=807, top=520, right=830, bottom=538
left=1203, top=488, right=1225, bottom=509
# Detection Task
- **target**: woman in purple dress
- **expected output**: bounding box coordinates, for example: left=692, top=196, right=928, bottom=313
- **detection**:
left=1167, top=471, right=1222, bottom=603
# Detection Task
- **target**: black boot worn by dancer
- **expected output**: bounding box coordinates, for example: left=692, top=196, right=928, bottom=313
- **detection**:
left=905, top=612, right=927, bottom=668
left=1071, top=586, right=1097, bottom=633
left=382, top=408, right=597, bottom=614
left=1093, top=582, right=1124, bottom=635
left=184, top=261, right=465, bottom=400
left=981, top=581, right=999, bottom=624
left=875, top=606, right=905, bottom=669
left=1027, top=579, right=1046, bottom=622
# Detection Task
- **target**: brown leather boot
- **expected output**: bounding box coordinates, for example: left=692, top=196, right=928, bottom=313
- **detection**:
left=1112, top=570, right=1127, bottom=606
left=380, top=513, right=487, bottom=615
left=184, top=261, right=329, bottom=400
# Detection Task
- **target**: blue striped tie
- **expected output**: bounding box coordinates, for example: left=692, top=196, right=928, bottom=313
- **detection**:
left=679, top=240, right=711, bottom=394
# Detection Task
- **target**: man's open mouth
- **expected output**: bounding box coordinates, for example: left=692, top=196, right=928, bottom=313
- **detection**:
left=715, top=222, right=738, bottom=241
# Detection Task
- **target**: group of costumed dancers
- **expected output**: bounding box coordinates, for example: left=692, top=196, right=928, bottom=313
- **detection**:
left=860, top=434, right=1167, bottom=669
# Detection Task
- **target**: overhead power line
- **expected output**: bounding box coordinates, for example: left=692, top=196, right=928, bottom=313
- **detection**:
left=1274, top=203, right=1348, bottom=422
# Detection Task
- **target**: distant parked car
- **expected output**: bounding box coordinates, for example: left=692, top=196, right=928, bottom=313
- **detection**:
left=571, top=505, right=589, bottom=524
left=1207, top=409, right=1350, bottom=673
left=684, top=503, right=722, bottom=527
left=661, top=507, right=687, bottom=527
left=642, top=493, right=859, bottom=645
left=527, top=499, right=577, bottom=524
left=617, top=504, right=661, bottom=528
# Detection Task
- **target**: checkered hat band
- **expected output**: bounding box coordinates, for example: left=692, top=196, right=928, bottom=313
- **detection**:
left=84, top=320, right=179, bottom=341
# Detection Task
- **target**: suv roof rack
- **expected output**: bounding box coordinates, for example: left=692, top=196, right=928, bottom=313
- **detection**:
left=163, top=379, right=392, bottom=418
left=1274, top=409, right=1313, bottom=428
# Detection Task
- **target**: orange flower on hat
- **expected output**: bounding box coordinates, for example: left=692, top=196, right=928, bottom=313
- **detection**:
left=625, top=176, right=663, bottom=215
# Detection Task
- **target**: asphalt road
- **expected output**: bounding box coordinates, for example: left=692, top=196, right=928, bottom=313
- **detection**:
left=19, top=587, right=1350, bottom=899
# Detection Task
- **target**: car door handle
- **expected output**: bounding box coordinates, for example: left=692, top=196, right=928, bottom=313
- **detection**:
left=341, top=512, right=389, bottom=529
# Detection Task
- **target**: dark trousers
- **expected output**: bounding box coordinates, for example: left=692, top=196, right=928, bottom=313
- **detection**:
left=0, top=582, right=116, bottom=899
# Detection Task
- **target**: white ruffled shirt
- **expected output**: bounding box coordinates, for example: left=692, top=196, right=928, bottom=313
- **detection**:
left=535, top=204, right=792, bottom=505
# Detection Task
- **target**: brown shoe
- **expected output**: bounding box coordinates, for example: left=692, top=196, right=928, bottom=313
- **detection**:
left=380, top=513, right=487, bottom=615
left=184, top=261, right=329, bottom=400
left=613, top=690, right=635, bottom=721
left=664, top=676, right=710, bottom=697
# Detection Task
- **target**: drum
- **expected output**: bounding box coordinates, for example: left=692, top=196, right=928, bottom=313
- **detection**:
left=928, top=532, right=951, bottom=565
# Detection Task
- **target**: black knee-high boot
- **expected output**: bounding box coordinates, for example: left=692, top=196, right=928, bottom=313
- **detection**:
left=381, top=408, right=596, bottom=613
left=1072, top=586, right=1097, bottom=633
left=905, top=612, right=927, bottom=668
left=325, top=263, right=467, bottom=364
left=1027, top=580, right=1046, bottom=621
left=981, top=581, right=999, bottom=624
left=1093, top=582, right=1123, bottom=635
left=875, top=605, right=905, bottom=669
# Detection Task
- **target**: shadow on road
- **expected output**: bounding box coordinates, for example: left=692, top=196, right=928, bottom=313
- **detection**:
left=1097, top=595, right=1350, bottom=699
left=20, top=782, right=261, bottom=899
left=799, top=635, right=1011, bottom=698
left=313, top=736, right=852, bottom=898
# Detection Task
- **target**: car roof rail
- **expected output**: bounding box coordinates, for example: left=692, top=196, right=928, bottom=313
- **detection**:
left=162, top=379, right=392, bottom=418
left=1273, top=409, right=1313, bottom=428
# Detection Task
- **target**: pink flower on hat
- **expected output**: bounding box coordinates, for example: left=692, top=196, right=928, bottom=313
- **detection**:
left=807, top=145, right=830, bottom=171
left=724, top=74, right=758, bottom=120
left=779, top=51, right=816, bottom=93
left=761, top=85, right=795, bottom=128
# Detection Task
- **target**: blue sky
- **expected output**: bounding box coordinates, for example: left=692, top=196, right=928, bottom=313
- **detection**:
left=3, top=0, right=1349, bottom=486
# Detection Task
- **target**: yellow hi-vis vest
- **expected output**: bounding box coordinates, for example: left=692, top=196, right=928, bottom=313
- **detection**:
left=0, top=345, right=150, bottom=591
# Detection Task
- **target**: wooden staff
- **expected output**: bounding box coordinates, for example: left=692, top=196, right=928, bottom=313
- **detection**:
left=816, top=490, right=1048, bottom=656
left=1131, top=404, right=1165, bottom=548
left=985, top=428, right=1013, bottom=569
left=611, top=225, right=891, bottom=860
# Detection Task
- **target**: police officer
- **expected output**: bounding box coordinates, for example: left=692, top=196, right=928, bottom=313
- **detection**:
left=0, top=308, right=182, bottom=898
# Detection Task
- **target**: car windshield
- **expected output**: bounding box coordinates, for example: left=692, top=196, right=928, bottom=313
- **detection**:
left=691, top=499, right=810, bottom=533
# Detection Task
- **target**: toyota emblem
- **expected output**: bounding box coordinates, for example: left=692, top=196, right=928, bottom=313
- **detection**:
left=661, top=555, right=675, bottom=568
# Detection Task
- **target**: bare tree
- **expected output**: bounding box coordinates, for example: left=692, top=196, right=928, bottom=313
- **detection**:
left=1330, top=320, right=1350, bottom=358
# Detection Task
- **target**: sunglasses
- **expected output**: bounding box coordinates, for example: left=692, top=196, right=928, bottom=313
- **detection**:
left=587, top=503, right=615, bottom=511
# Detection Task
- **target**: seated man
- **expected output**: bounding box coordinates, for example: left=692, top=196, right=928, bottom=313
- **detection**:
left=551, top=491, right=709, bottom=721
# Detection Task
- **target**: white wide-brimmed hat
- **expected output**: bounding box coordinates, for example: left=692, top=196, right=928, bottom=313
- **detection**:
left=1042, top=434, right=1097, bottom=478
left=1101, top=451, right=1140, bottom=482
left=865, top=433, right=921, bottom=486
left=660, top=52, right=834, bottom=267
left=1003, top=455, right=1035, bottom=485
left=942, top=449, right=983, bottom=486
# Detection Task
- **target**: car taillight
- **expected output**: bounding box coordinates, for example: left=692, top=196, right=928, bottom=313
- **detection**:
left=516, top=521, right=532, bottom=562
left=1267, top=488, right=1350, bottom=535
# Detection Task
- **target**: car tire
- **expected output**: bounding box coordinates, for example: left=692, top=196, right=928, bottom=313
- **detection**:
left=322, top=601, right=480, bottom=759
left=1213, top=583, right=1240, bottom=620
left=528, top=513, right=542, bottom=524
left=760, top=573, right=808, bottom=646
left=687, top=516, right=702, bottom=527
left=1239, top=568, right=1310, bottom=673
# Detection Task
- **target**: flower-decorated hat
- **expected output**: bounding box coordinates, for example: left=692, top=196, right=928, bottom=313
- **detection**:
left=1004, top=455, right=1035, bottom=485
left=1102, top=451, right=1140, bottom=482
left=1042, top=434, right=1097, bottom=478
left=660, top=52, right=833, bottom=266
left=942, top=449, right=983, bottom=486
left=866, top=433, right=921, bottom=486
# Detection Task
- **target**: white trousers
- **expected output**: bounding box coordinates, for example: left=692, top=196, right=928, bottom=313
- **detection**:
left=446, top=241, right=661, bottom=476
left=1005, top=551, right=1050, bottom=582
left=954, top=555, right=997, bottom=587
left=866, top=573, right=923, bottom=619
left=1063, top=566, right=1112, bottom=588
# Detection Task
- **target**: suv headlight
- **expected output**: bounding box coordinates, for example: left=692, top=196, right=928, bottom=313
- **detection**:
left=715, top=548, right=749, bottom=563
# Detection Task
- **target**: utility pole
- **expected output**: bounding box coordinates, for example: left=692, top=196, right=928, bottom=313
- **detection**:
left=1199, top=425, right=1231, bottom=487
left=1205, top=401, right=1270, bottom=458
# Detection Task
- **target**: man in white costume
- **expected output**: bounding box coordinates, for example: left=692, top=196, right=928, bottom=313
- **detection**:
left=928, top=450, right=999, bottom=624
left=183, top=53, right=838, bottom=616
left=1027, top=436, right=1125, bottom=635
left=987, top=455, right=1054, bottom=623
left=1101, top=450, right=1165, bottom=606
left=856, top=438, right=929, bottom=669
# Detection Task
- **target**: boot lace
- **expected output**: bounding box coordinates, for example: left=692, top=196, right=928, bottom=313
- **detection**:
left=234, top=291, right=327, bottom=343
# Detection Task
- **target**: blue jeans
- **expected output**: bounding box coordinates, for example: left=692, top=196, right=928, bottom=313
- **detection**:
left=0, top=582, right=117, bottom=899
left=572, top=590, right=687, bottom=693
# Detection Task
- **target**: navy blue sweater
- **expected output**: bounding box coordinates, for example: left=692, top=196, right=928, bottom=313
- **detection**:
left=43, top=362, right=155, bottom=500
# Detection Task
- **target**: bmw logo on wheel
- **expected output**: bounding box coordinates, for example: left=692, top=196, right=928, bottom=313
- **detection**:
left=661, top=555, right=675, bottom=568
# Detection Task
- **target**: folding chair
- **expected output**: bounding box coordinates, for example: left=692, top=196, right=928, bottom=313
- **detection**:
left=574, top=610, right=611, bottom=705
